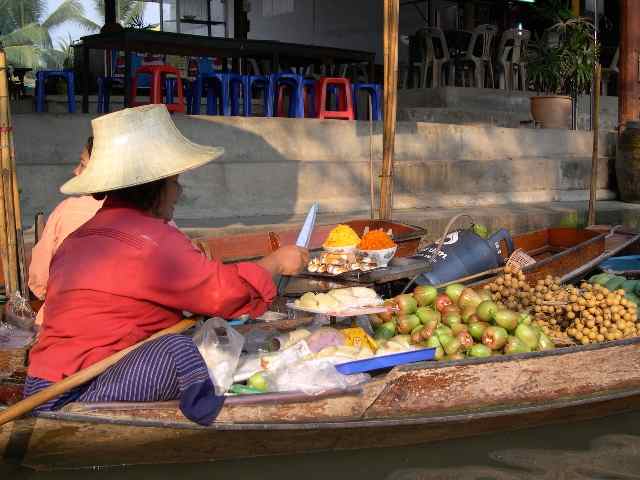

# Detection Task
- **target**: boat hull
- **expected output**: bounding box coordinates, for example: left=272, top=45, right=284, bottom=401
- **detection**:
left=3, top=338, right=640, bottom=471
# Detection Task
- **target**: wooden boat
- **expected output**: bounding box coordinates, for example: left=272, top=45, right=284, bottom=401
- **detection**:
left=2, top=337, right=640, bottom=470
left=1, top=223, right=640, bottom=470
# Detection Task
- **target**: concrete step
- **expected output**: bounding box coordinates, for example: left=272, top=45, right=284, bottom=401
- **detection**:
left=398, top=107, right=529, bottom=128
left=177, top=200, right=640, bottom=242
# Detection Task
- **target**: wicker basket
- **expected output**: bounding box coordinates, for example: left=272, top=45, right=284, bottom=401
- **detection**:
left=0, top=346, right=28, bottom=378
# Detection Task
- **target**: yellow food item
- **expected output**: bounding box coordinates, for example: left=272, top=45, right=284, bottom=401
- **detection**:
left=341, top=327, right=378, bottom=352
left=323, top=224, right=360, bottom=248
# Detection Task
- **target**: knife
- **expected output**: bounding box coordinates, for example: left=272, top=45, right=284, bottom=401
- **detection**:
left=277, top=202, right=318, bottom=295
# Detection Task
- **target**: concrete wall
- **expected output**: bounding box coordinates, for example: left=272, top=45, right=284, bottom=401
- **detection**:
left=12, top=114, right=616, bottom=225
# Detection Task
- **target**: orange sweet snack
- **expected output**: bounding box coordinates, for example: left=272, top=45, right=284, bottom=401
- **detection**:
left=357, top=229, right=396, bottom=250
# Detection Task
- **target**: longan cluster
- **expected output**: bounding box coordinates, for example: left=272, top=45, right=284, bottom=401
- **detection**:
left=485, top=271, right=640, bottom=345
left=565, top=282, right=639, bottom=345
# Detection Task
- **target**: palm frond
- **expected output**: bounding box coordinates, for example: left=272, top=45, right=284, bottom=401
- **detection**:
left=42, top=0, right=98, bottom=32
left=0, top=22, right=50, bottom=48
left=4, top=44, right=45, bottom=69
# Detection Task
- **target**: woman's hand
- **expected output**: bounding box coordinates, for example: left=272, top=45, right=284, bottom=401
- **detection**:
left=257, top=246, right=309, bottom=277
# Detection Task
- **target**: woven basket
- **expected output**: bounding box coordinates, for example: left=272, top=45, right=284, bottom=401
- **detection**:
left=0, top=347, right=28, bottom=378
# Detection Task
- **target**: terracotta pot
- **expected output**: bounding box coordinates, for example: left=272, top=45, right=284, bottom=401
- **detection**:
left=530, top=95, right=572, bottom=129
left=616, top=121, right=640, bottom=203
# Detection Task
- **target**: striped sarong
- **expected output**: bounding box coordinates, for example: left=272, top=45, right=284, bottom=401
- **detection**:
left=24, top=334, right=224, bottom=426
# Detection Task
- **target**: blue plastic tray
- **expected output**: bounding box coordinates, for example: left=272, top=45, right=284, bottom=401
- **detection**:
left=335, top=348, right=436, bottom=374
left=600, top=255, right=640, bottom=272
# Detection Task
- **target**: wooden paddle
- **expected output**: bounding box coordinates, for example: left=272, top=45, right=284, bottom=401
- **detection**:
left=0, top=318, right=197, bottom=426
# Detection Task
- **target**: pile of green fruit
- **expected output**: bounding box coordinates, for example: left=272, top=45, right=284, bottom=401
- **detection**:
left=371, top=283, right=554, bottom=361
left=589, top=273, right=640, bottom=307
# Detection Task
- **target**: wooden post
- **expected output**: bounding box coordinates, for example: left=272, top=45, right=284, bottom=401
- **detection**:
left=571, top=0, right=580, bottom=16
left=379, top=0, right=399, bottom=221
left=618, top=0, right=640, bottom=128
left=588, top=64, right=601, bottom=226
left=100, top=0, right=122, bottom=33
left=0, top=49, right=19, bottom=295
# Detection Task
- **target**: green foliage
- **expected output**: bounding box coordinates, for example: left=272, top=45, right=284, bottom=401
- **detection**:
left=526, top=15, right=599, bottom=96
left=93, top=0, right=146, bottom=27
left=0, top=0, right=98, bottom=69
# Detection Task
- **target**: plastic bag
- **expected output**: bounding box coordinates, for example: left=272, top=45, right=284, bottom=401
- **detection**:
left=3, top=292, right=36, bottom=331
left=266, top=358, right=369, bottom=395
left=192, top=317, right=244, bottom=395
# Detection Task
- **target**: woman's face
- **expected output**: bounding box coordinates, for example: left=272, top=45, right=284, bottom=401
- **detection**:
left=74, top=146, right=91, bottom=176
left=156, top=175, right=182, bottom=221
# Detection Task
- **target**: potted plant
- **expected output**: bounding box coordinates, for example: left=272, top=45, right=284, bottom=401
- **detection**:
left=526, top=15, right=598, bottom=128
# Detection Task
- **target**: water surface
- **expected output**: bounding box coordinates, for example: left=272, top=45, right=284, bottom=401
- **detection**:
left=2, top=411, right=640, bottom=479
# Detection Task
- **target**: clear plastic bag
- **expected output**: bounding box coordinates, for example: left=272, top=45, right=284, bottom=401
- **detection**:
left=192, top=317, right=244, bottom=395
left=3, top=292, right=36, bottom=331
left=266, top=358, right=370, bottom=396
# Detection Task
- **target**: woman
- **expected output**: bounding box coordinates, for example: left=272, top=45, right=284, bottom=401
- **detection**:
left=29, top=137, right=103, bottom=326
left=25, top=105, right=308, bottom=425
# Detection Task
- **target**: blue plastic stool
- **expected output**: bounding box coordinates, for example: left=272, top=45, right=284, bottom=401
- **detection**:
left=271, top=73, right=305, bottom=118
left=246, top=75, right=273, bottom=117
left=35, top=70, right=75, bottom=113
left=192, top=73, right=245, bottom=115
left=352, top=83, right=382, bottom=121
left=228, top=74, right=248, bottom=116
left=303, top=78, right=316, bottom=117
left=97, top=76, right=125, bottom=113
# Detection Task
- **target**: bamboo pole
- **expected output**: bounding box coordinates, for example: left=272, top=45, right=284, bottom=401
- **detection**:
left=588, top=64, right=602, bottom=226
left=379, top=0, right=399, bottom=220
left=0, top=49, right=18, bottom=295
left=368, top=96, right=375, bottom=219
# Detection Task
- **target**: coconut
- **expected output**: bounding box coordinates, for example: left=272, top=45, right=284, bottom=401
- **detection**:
left=537, top=332, right=555, bottom=351
left=435, top=293, right=453, bottom=313
left=494, top=309, right=519, bottom=332
left=482, top=326, right=509, bottom=350
left=413, top=285, right=437, bottom=306
left=395, top=294, right=418, bottom=315
left=443, top=312, right=463, bottom=328
left=476, top=300, right=498, bottom=322
left=468, top=343, right=492, bottom=358
left=397, top=314, right=421, bottom=334
left=515, top=324, right=540, bottom=350
left=456, top=331, right=474, bottom=349
left=468, top=321, right=490, bottom=341
left=504, top=335, right=531, bottom=355
left=458, top=288, right=482, bottom=310
left=416, top=307, right=441, bottom=325
left=445, top=283, right=465, bottom=303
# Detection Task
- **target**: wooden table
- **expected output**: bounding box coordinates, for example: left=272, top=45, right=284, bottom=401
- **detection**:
left=79, top=29, right=376, bottom=113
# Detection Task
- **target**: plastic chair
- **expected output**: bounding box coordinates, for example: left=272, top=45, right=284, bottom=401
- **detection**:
left=35, top=70, right=75, bottom=113
left=423, top=27, right=452, bottom=87
left=352, top=83, right=382, bottom=121
left=315, top=77, right=354, bottom=120
left=496, top=28, right=531, bottom=91
left=602, top=47, right=619, bottom=96
left=130, top=65, right=185, bottom=113
left=410, top=29, right=435, bottom=88
left=457, top=24, right=498, bottom=88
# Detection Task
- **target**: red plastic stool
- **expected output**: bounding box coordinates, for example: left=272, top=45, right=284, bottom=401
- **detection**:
left=315, top=77, right=354, bottom=120
left=131, top=65, right=185, bottom=113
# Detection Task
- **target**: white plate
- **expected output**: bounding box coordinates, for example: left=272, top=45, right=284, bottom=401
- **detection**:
left=287, top=302, right=390, bottom=317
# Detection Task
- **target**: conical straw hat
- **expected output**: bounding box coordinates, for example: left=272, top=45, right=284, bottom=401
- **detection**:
left=61, top=105, right=224, bottom=195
